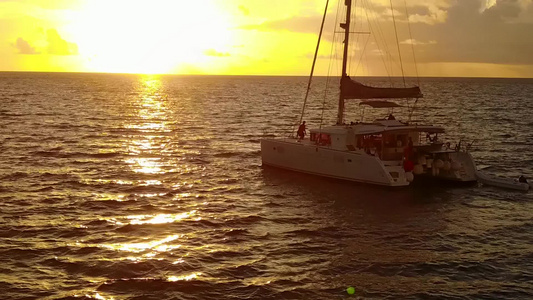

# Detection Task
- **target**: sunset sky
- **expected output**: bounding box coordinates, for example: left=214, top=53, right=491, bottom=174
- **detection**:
left=1, top=0, right=532, bottom=77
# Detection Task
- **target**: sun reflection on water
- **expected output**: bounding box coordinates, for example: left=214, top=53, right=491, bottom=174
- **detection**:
left=86, top=75, right=208, bottom=285
left=105, top=210, right=197, bottom=226
left=124, top=75, right=170, bottom=175
left=167, top=272, right=202, bottom=282
left=127, top=211, right=197, bottom=225
left=84, top=292, right=115, bottom=300
left=124, top=157, right=163, bottom=174
left=100, top=234, right=181, bottom=253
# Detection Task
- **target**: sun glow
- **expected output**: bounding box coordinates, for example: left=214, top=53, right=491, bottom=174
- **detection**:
left=68, top=0, right=234, bottom=74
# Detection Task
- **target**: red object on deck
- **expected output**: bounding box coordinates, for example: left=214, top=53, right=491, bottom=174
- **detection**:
left=403, top=159, right=414, bottom=172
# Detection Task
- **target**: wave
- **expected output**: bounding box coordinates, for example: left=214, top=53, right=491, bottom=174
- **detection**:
left=97, top=278, right=214, bottom=294
left=30, top=150, right=123, bottom=159
left=213, top=150, right=261, bottom=158
left=1, top=172, right=30, bottom=181
left=2, top=74, right=533, bottom=300
left=223, top=215, right=265, bottom=226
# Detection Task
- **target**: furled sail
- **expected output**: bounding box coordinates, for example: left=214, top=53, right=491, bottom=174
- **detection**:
left=340, top=76, right=423, bottom=99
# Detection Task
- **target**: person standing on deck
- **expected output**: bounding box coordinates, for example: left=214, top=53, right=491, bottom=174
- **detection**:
left=405, top=137, right=414, bottom=160
left=297, top=121, right=306, bottom=140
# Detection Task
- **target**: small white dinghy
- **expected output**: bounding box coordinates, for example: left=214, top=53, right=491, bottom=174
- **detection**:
left=475, top=170, right=530, bottom=191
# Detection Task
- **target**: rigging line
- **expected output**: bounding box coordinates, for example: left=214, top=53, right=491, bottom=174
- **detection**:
left=320, top=0, right=341, bottom=133
left=354, top=33, right=371, bottom=76
left=366, top=0, right=396, bottom=82
left=363, top=0, right=392, bottom=84
left=408, top=98, right=418, bottom=122
left=348, top=0, right=359, bottom=76
left=389, top=0, right=406, bottom=87
left=402, top=0, right=419, bottom=122
left=333, top=1, right=345, bottom=77
left=320, top=47, right=335, bottom=133
left=403, top=0, right=420, bottom=87
left=332, top=0, right=342, bottom=80
left=298, top=0, right=330, bottom=128
left=365, top=0, right=387, bottom=61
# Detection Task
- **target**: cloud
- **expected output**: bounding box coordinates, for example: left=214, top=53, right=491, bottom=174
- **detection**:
left=481, top=0, right=498, bottom=12
left=46, top=29, right=78, bottom=55
left=204, top=49, right=230, bottom=57
left=237, top=13, right=339, bottom=44
left=238, top=5, right=250, bottom=16
left=245, top=0, right=533, bottom=66
left=482, top=0, right=522, bottom=20
left=239, top=15, right=323, bottom=34
left=411, top=0, right=533, bottom=65
left=401, top=39, right=437, bottom=45
left=14, top=37, right=39, bottom=54
left=407, top=5, right=449, bottom=24
left=12, top=29, right=79, bottom=56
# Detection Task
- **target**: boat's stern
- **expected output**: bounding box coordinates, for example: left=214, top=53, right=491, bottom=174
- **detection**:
left=383, top=163, right=413, bottom=187
left=450, top=151, right=478, bottom=182
left=412, top=150, right=478, bottom=183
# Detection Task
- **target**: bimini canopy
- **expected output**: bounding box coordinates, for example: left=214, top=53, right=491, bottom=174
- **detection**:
left=341, top=76, right=423, bottom=100
left=353, top=125, right=445, bottom=136
left=360, top=100, right=402, bottom=108
left=383, top=126, right=445, bottom=134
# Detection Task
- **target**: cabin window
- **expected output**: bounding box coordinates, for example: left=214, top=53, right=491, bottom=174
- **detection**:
left=363, top=135, right=382, bottom=149
left=383, top=134, right=396, bottom=147
left=357, top=134, right=383, bottom=157
left=310, top=132, right=317, bottom=142
left=356, top=136, right=363, bottom=149
left=357, top=135, right=382, bottom=149
left=396, top=134, right=407, bottom=147
left=317, top=133, right=331, bottom=146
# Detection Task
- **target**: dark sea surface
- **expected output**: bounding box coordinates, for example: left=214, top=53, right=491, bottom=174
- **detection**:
left=0, top=72, right=532, bottom=300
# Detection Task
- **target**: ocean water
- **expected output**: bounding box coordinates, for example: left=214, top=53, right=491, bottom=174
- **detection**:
left=0, top=72, right=532, bottom=300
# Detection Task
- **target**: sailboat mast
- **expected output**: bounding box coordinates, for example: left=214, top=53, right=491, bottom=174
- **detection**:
left=337, top=0, right=352, bottom=125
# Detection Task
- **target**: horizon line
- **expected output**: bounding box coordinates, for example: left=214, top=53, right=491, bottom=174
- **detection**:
left=1, top=70, right=532, bottom=80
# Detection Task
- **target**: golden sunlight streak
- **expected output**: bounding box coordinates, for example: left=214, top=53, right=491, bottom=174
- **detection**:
left=103, top=210, right=196, bottom=228
left=127, top=211, right=197, bottom=225
left=100, top=235, right=181, bottom=253
left=124, top=75, right=168, bottom=174
left=125, top=157, right=163, bottom=174
left=167, top=272, right=202, bottom=282
left=83, top=292, right=115, bottom=300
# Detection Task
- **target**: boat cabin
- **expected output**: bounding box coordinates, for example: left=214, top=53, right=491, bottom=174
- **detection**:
left=309, top=127, right=355, bottom=148
left=309, top=123, right=446, bottom=162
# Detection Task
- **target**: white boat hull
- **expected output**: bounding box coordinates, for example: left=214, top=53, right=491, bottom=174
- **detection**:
left=475, top=170, right=530, bottom=191
left=261, top=138, right=410, bottom=187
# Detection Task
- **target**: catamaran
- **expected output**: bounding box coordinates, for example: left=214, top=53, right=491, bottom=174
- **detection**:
left=260, top=0, right=479, bottom=187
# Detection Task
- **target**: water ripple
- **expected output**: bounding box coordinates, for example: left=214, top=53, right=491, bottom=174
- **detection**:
left=0, top=74, right=532, bottom=299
